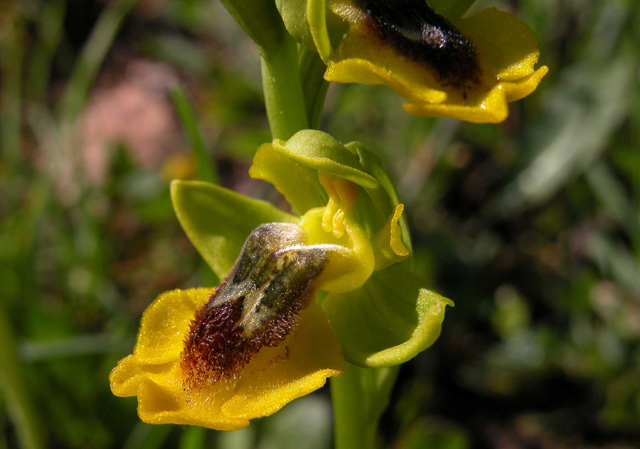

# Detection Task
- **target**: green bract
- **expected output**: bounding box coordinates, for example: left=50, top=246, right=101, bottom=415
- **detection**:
left=172, top=130, right=452, bottom=368
left=276, top=0, right=347, bottom=55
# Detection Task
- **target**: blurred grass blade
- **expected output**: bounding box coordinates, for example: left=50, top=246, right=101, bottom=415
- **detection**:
left=179, top=427, right=207, bottom=449
left=1, top=16, right=25, bottom=169
left=170, top=84, right=219, bottom=184
left=257, top=396, right=332, bottom=449
left=27, top=0, right=67, bottom=102
left=585, top=162, right=640, bottom=248
left=489, top=53, right=634, bottom=217
left=58, top=0, right=141, bottom=122
left=218, top=427, right=254, bottom=449
left=0, top=306, right=45, bottom=449
left=19, top=333, right=130, bottom=362
left=123, top=423, right=172, bottom=449
left=586, top=232, right=640, bottom=298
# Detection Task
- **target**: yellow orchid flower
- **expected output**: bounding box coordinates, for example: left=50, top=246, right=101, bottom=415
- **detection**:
left=109, top=222, right=349, bottom=430
left=307, top=0, right=548, bottom=123
left=110, top=130, right=451, bottom=429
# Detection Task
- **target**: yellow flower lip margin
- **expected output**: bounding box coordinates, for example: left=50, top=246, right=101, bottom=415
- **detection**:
left=110, top=287, right=344, bottom=429
left=323, top=4, right=548, bottom=123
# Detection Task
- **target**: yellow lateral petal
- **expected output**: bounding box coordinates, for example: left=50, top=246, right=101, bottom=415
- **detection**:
left=372, top=204, right=410, bottom=270
left=301, top=208, right=374, bottom=293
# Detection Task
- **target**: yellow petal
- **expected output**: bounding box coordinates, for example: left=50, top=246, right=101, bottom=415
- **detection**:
left=111, top=352, right=249, bottom=429
left=222, top=301, right=344, bottom=419
left=135, top=362, right=247, bottom=430
left=301, top=207, right=374, bottom=293
left=133, top=288, right=212, bottom=365
left=110, top=285, right=344, bottom=430
left=110, top=354, right=149, bottom=398
left=325, top=5, right=548, bottom=123
left=372, top=204, right=410, bottom=270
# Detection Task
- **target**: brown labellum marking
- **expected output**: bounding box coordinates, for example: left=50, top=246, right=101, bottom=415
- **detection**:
left=353, top=0, right=482, bottom=93
left=181, top=223, right=327, bottom=389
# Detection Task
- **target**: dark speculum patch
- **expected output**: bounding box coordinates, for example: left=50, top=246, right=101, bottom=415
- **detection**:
left=354, top=0, right=482, bottom=91
left=181, top=223, right=327, bottom=388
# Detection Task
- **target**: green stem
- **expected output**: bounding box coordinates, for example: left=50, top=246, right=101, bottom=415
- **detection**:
left=331, top=364, right=399, bottom=449
left=254, top=8, right=401, bottom=448
left=0, top=306, right=45, bottom=449
left=261, top=37, right=309, bottom=140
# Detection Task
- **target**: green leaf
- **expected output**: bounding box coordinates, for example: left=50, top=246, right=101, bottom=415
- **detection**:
left=272, top=130, right=379, bottom=190
left=171, top=181, right=298, bottom=279
left=322, top=264, right=453, bottom=367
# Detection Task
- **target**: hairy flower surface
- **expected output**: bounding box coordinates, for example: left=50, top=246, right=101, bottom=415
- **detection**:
left=313, top=0, right=548, bottom=122
left=111, top=130, right=452, bottom=428
left=110, top=223, right=345, bottom=430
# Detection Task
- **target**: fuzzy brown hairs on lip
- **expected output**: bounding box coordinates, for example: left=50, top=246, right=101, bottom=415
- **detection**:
left=180, top=223, right=327, bottom=389
left=354, top=0, right=482, bottom=92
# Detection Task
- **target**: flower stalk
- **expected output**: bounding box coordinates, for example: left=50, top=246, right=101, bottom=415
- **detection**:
left=261, top=37, right=309, bottom=140
left=331, top=364, right=399, bottom=449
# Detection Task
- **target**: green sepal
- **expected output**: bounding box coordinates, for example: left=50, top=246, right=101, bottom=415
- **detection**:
left=170, top=180, right=298, bottom=279
left=272, top=130, right=379, bottom=189
left=266, top=130, right=386, bottom=237
left=253, top=131, right=411, bottom=258
left=250, top=142, right=326, bottom=216
left=322, top=263, right=454, bottom=367
left=428, top=0, right=476, bottom=17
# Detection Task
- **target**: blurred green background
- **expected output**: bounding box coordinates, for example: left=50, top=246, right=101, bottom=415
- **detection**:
left=1, top=0, right=639, bottom=447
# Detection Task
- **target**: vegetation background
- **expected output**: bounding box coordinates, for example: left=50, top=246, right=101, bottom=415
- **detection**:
left=1, top=0, right=639, bottom=447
